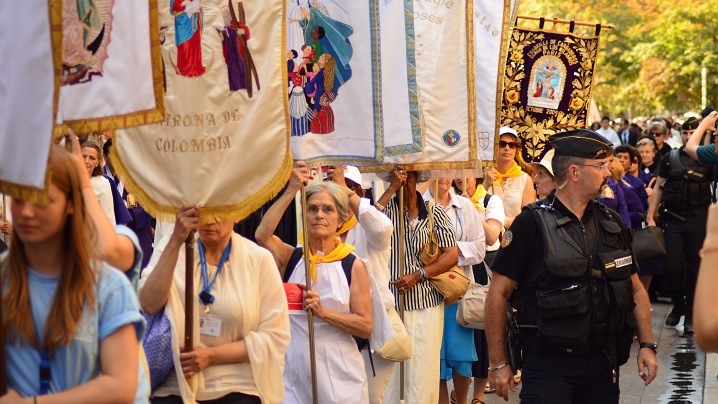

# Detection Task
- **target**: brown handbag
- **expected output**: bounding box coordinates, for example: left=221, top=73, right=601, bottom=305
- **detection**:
left=421, top=201, right=470, bottom=305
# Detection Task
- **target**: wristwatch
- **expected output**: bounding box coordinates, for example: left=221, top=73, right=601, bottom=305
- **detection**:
left=639, top=341, right=658, bottom=353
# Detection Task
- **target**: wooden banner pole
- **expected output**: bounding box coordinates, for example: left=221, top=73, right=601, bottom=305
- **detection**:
left=301, top=187, right=319, bottom=404
left=398, top=184, right=406, bottom=403
left=184, top=231, right=195, bottom=352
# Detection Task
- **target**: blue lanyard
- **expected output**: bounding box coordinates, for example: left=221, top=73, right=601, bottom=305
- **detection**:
left=198, top=241, right=232, bottom=307
left=39, top=351, right=51, bottom=394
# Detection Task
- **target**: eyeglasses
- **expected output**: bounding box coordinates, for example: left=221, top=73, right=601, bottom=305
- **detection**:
left=499, top=141, right=518, bottom=150
left=577, top=161, right=610, bottom=170
left=307, top=204, right=337, bottom=215
left=650, top=132, right=664, bottom=137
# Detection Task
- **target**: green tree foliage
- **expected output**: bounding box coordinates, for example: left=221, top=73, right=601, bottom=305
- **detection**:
left=516, top=0, right=718, bottom=116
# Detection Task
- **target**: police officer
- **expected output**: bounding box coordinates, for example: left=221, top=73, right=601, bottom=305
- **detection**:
left=486, top=130, right=658, bottom=403
left=647, top=136, right=714, bottom=331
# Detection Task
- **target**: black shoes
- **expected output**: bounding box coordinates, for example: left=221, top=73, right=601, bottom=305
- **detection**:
left=666, top=305, right=685, bottom=327
left=684, top=314, right=693, bottom=333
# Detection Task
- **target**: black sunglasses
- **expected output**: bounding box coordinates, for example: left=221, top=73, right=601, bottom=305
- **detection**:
left=650, top=132, right=664, bottom=137
left=499, top=140, right=518, bottom=150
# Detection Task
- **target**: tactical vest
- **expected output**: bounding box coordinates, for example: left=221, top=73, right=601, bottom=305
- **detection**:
left=662, top=149, right=712, bottom=214
left=515, top=201, right=635, bottom=365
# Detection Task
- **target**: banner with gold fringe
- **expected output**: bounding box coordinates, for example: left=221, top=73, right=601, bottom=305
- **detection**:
left=114, top=0, right=291, bottom=224
left=0, top=0, right=64, bottom=204
left=500, top=23, right=600, bottom=164
left=58, top=0, right=164, bottom=133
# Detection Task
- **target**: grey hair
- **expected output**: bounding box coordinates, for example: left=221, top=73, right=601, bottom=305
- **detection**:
left=636, top=137, right=656, bottom=151
left=305, top=181, right=352, bottom=224
left=646, top=121, right=667, bottom=136
left=552, top=155, right=587, bottom=185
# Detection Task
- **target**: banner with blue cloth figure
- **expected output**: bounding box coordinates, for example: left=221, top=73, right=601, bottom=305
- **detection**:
left=287, top=0, right=423, bottom=167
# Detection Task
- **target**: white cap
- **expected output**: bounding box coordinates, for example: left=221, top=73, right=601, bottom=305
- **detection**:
left=344, top=166, right=363, bottom=188
left=499, top=126, right=519, bottom=139
left=529, top=149, right=555, bottom=177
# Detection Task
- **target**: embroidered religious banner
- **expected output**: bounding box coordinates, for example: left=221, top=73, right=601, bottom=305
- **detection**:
left=286, top=0, right=422, bottom=166
left=500, top=24, right=600, bottom=163
left=378, top=0, right=478, bottom=172
left=58, top=0, right=164, bottom=133
left=113, top=0, right=292, bottom=223
left=0, top=0, right=63, bottom=203
left=474, top=0, right=514, bottom=167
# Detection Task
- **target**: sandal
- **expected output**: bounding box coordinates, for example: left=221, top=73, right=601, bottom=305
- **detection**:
left=450, top=389, right=457, bottom=404
left=484, top=382, right=495, bottom=394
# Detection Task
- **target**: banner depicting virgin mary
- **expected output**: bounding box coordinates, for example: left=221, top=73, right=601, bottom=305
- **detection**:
left=500, top=24, right=601, bottom=163
left=114, top=0, right=292, bottom=223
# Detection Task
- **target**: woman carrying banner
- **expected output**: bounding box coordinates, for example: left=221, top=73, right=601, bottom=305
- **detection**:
left=377, top=166, right=458, bottom=402
left=255, top=163, right=372, bottom=403
left=139, top=208, right=291, bottom=403
left=81, top=139, right=131, bottom=227
left=1, top=143, right=146, bottom=403
left=485, top=127, right=534, bottom=229
left=424, top=177, right=485, bottom=404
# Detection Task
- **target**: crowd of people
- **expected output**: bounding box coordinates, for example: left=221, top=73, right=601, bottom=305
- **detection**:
left=1, top=109, right=718, bottom=403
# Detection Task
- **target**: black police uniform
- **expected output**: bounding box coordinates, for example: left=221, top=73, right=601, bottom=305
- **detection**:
left=658, top=147, right=713, bottom=325
left=491, top=193, right=638, bottom=404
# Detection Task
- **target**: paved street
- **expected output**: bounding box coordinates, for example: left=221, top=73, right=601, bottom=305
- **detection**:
left=451, top=300, right=713, bottom=403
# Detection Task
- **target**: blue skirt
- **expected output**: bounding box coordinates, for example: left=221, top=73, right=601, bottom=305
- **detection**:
left=440, top=302, right=478, bottom=380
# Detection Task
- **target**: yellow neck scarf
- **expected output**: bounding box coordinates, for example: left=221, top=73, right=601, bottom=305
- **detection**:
left=307, top=242, right=356, bottom=282
left=469, top=185, right=488, bottom=211
left=337, top=215, right=358, bottom=236
left=495, top=161, right=524, bottom=188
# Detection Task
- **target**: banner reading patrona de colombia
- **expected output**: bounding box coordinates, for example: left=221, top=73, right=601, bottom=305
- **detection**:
left=500, top=25, right=600, bottom=164
left=114, top=0, right=292, bottom=223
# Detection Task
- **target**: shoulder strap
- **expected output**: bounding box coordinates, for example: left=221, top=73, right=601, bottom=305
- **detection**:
left=483, top=194, right=492, bottom=209
left=283, top=247, right=303, bottom=282
left=427, top=200, right=436, bottom=233
left=341, top=253, right=357, bottom=286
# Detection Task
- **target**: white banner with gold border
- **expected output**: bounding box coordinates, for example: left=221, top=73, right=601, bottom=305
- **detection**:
left=0, top=0, right=63, bottom=203
left=114, top=0, right=291, bottom=223
left=58, top=0, right=164, bottom=133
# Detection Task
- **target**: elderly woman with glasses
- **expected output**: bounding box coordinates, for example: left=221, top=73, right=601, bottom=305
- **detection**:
left=256, top=162, right=372, bottom=403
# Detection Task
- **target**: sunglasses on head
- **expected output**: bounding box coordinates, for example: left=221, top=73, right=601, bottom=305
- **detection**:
left=499, top=140, right=518, bottom=149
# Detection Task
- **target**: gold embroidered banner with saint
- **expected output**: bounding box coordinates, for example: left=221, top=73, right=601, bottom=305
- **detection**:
left=113, top=0, right=291, bottom=224
left=500, top=23, right=601, bottom=163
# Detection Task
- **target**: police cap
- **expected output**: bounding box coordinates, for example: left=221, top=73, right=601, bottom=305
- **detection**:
left=549, top=129, right=613, bottom=159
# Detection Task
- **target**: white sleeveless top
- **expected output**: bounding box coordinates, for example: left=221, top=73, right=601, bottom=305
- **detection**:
left=491, top=172, right=529, bottom=225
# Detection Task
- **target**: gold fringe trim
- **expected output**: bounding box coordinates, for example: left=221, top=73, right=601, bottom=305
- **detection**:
left=465, top=0, right=478, bottom=167
left=63, top=0, right=165, bottom=134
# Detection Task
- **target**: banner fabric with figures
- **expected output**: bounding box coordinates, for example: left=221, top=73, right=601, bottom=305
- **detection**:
left=0, top=0, right=63, bottom=203
left=500, top=24, right=600, bottom=164
left=114, top=0, right=292, bottom=224
left=287, top=0, right=423, bottom=166
left=58, top=0, right=165, bottom=133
